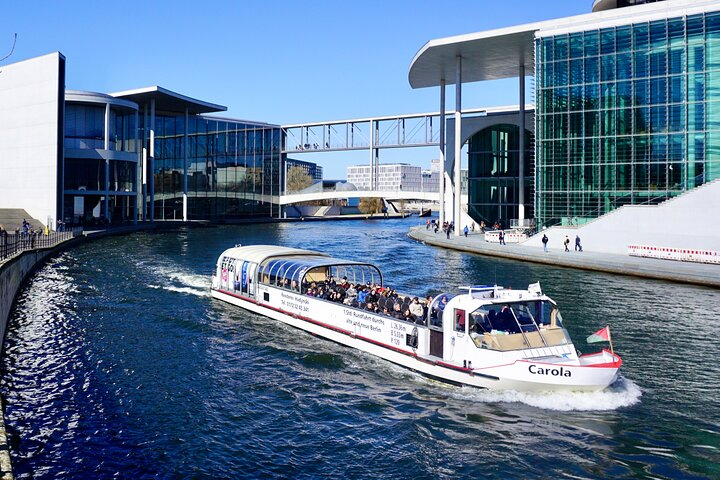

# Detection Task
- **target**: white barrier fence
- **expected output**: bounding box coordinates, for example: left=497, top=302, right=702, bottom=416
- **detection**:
left=485, top=230, right=528, bottom=244
left=627, top=244, right=720, bottom=264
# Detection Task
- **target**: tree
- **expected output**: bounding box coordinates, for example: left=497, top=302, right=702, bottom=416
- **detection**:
left=358, top=197, right=384, bottom=215
left=286, top=166, right=313, bottom=193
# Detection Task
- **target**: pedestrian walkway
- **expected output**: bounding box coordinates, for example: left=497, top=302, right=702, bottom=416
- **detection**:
left=408, top=226, right=720, bottom=289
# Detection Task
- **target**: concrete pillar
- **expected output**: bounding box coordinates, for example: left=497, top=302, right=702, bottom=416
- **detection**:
left=149, top=98, right=155, bottom=223
left=518, top=65, right=526, bottom=223
left=142, top=105, right=147, bottom=222
left=183, top=108, right=189, bottom=222
left=369, top=119, right=374, bottom=190
left=133, top=110, right=139, bottom=224
left=104, top=102, right=110, bottom=223
left=439, top=78, right=446, bottom=226
left=454, top=55, right=462, bottom=236
left=374, top=121, right=380, bottom=190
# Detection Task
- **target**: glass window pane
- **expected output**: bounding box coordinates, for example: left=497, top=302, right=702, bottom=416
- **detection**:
left=633, top=51, right=648, bottom=78
left=585, top=56, right=599, bottom=83
left=649, top=20, right=667, bottom=50
left=616, top=26, right=631, bottom=53
left=649, top=50, right=667, bottom=77
left=669, top=75, right=684, bottom=103
left=600, top=28, right=615, bottom=55
left=584, top=30, right=599, bottom=56
left=569, top=32, right=583, bottom=58
left=554, top=35, right=568, bottom=60
left=617, top=53, right=632, bottom=80
left=570, top=58, right=583, bottom=85
left=601, top=55, right=615, bottom=82
left=633, top=23, right=649, bottom=50
left=689, top=74, right=705, bottom=102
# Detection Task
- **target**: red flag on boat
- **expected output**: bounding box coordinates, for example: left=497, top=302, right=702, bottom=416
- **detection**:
left=587, top=326, right=611, bottom=344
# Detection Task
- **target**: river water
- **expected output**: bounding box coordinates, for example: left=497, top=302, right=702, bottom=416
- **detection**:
left=1, top=217, right=718, bottom=479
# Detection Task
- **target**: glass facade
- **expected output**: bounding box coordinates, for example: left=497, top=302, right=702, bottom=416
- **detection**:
left=150, top=115, right=281, bottom=220
left=63, top=103, right=138, bottom=225
left=535, top=11, right=720, bottom=226
left=467, top=124, right=533, bottom=225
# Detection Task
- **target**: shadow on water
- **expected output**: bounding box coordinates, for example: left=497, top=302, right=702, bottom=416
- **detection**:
left=1, top=217, right=718, bottom=479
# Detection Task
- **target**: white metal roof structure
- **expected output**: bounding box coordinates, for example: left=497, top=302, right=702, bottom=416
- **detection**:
left=408, top=0, right=718, bottom=89
left=221, top=245, right=324, bottom=264
left=110, top=85, right=226, bottom=114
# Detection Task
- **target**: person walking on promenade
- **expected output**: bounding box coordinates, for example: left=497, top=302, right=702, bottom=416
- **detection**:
left=575, top=235, right=583, bottom=252
left=446, top=225, right=451, bottom=239
left=499, top=230, right=506, bottom=245
left=426, top=219, right=431, bottom=230
left=464, top=225, right=469, bottom=237
left=480, top=221, right=486, bottom=233
left=542, top=234, right=549, bottom=252
left=564, top=235, right=570, bottom=252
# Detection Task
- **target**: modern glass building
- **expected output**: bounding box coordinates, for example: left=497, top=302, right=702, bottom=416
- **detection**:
left=410, top=0, right=720, bottom=235
left=535, top=8, right=720, bottom=226
left=63, top=91, right=139, bottom=225
left=150, top=115, right=281, bottom=221
left=467, top=124, right=534, bottom=224
left=66, top=86, right=283, bottom=225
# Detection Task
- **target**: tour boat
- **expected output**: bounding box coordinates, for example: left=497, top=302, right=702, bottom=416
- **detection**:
left=210, top=245, right=622, bottom=392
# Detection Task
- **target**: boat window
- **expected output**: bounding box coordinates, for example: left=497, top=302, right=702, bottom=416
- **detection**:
left=454, top=309, right=466, bottom=333
left=469, top=300, right=563, bottom=334
left=429, top=293, right=454, bottom=328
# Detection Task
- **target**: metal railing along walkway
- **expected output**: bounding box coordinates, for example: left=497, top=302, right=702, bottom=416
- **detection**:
left=0, top=228, right=83, bottom=262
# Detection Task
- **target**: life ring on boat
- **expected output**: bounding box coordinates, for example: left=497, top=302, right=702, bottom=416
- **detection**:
left=409, top=326, right=419, bottom=350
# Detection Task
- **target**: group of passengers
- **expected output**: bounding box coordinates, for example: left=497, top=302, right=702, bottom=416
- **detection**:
left=301, top=276, right=431, bottom=325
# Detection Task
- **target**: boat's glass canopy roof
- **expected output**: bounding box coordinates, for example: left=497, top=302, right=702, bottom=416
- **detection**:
left=257, top=254, right=382, bottom=290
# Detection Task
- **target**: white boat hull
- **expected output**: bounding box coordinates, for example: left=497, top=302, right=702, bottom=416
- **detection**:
left=211, top=287, right=621, bottom=392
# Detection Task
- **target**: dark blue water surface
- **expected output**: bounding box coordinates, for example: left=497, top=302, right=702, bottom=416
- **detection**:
left=1, top=218, right=719, bottom=479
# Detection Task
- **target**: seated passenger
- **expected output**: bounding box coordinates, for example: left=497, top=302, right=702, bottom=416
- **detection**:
left=409, top=297, right=424, bottom=320
left=402, top=309, right=413, bottom=322
left=497, top=306, right=518, bottom=333
left=438, top=296, right=448, bottom=311
left=392, top=303, right=403, bottom=319
left=488, top=309, right=498, bottom=330
left=365, top=302, right=376, bottom=312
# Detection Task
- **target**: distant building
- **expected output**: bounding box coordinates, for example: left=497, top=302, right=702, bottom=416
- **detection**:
left=430, top=158, right=442, bottom=173
left=421, top=170, right=439, bottom=192
left=346, top=163, right=422, bottom=191
left=286, top=158, right=323, bottom=181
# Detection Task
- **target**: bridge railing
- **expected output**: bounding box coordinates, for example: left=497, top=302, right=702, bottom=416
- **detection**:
left=0, top=228, right=83, bottom=262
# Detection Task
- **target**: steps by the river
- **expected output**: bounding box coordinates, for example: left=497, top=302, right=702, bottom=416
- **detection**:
left=0, top=209, right=45, bottom=232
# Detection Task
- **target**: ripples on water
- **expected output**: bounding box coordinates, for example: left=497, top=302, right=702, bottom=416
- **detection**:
left=1, top=218, right=719, bottom=479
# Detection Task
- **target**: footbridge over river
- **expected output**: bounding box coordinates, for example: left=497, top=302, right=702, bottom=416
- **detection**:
left=281, top=107, right=487, bottom=191
left=279, top=189, right=438, bottom=206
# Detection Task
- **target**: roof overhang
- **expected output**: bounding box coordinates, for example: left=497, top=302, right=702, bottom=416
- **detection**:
left=408, top=0, right=715, bottom=89
left=109, top=85, right=226, bottom=115
left=408, top=23, right=541, bottom=88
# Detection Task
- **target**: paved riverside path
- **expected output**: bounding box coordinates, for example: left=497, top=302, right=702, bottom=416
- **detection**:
left=408, top=226, right=720, bottom=288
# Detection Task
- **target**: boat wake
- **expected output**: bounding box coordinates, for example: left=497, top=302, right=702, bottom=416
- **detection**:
left=149, top=284, right=209, bottom=297
left=148, top=266, right=210, bottom=297
left=452, top=375, right=642, bottom=411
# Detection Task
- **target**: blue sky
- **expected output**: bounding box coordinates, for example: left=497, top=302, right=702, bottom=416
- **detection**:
left=2, top=0, right=587, bottom=178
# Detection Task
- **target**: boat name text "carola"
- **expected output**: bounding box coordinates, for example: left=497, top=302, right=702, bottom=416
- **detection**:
left=528, top=365, right=572, bottom=377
